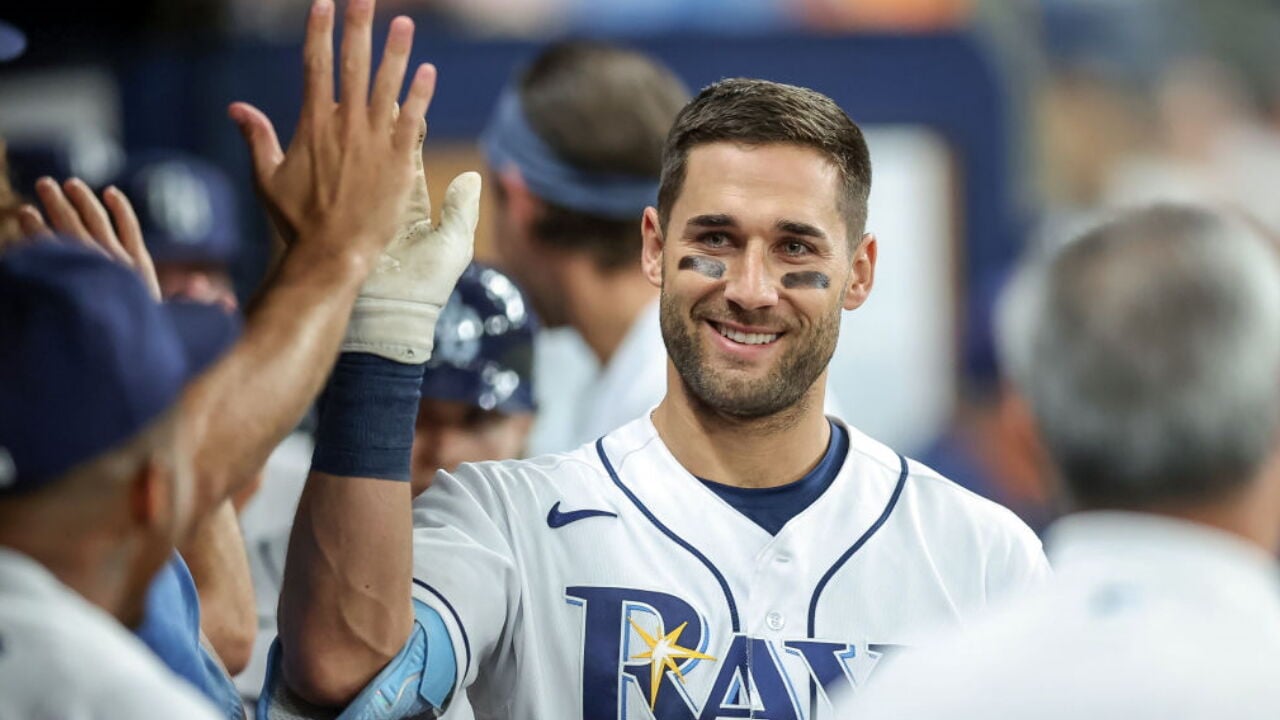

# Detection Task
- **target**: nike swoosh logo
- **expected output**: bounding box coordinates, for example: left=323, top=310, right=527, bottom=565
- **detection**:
left=546, top=501, right=617, bottom=529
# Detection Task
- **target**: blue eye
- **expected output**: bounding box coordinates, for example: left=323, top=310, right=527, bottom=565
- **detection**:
left=700, top=232, right=730, bottom=248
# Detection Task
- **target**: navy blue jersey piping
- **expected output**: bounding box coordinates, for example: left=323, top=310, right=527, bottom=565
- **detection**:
left=595, top=437, right=742, bottom=632
left=804, top=453, right=907, bottom=716
left=806, top=453, right=908, bottom=635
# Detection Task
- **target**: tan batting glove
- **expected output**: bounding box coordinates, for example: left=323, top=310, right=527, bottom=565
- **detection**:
left=342, top=149, right=481, bottom=364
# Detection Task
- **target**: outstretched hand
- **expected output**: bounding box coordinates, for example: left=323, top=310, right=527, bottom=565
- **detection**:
left=227, top=0, right=433, bottom=266
left=19, top=177, right=161, bottom=300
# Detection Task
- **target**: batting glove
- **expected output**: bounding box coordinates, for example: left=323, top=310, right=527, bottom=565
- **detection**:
left=342, top=149, right=481, bottom=364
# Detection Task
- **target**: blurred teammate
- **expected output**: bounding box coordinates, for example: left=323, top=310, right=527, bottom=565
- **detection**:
left=1, top=30, right=232, bottom=714
left=481, top=41, right=686, bottom=453
left=23, top=167, right=253, bottom=716
left=91, top=151, right=256, bottom=713
left=109, top=151, right=242, bottom=311
left=409, top=262, right=538, bottom=491
left=264, top=76, right=1046, bottom=719
left=0, top=243, right=231, bottom=718
left=237, top=262, right=537, bottom=705
left=853, top=205, right=1280, bottom=718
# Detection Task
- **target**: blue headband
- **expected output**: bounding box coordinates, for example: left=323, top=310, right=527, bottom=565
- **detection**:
left=480, top=86, right=659, bottom=220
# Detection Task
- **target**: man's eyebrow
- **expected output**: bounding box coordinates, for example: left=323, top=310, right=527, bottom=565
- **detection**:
left=776, top=219, right=827, bottom=240
left=685, top=214, right=737, bottom=229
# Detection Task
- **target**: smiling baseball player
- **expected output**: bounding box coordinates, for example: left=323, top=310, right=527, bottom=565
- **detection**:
left=259, top=9, right=1048, bottom=716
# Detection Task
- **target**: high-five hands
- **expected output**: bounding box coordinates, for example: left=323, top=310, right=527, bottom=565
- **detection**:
left=228, top=0, right=439, bottom=266
left=228, top=0, right=479, bottom=364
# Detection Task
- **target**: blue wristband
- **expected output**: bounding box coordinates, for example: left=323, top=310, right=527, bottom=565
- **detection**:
left=311, top=353, right=424, bottom=482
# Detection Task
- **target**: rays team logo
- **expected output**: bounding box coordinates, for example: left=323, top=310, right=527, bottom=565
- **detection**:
left=566, top=587, right=894, bottom=719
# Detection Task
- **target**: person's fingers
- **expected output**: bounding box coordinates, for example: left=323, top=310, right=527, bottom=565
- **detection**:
left=370, top=16, right=414, bottom=127
left=338, top=0, right=375, bottom=118
left=63, top=178, right=129, bottom=263
left=301, top=0, right=335, bottom=119
left=103, top=186, right=147, bottom=264
left=35, top=177, right=95, bottom=247
left=103, top=186, right=161, bottom=299
left=414, top=115, right=426, bottom=152
left=17, top=204, right=54, bottom=240
left=437, top=172, right=482, bottom=238
left=395, top=64, right=436, bottom=150
left=228, top=102, right=284, bottom=188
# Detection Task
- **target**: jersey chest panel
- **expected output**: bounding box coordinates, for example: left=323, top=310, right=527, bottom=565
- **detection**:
left=430, top=418, right=1042, bottom=720
left=496, top=460, right=959, bottom=719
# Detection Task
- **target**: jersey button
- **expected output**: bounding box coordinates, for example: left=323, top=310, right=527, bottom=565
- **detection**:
left=775, top=553, right=792, bottom=564
left=766, top=611, right=786, bottom=631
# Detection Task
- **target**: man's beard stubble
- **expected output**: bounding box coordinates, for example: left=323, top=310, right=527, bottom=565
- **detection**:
left=659, top=290, right=839, bottom=422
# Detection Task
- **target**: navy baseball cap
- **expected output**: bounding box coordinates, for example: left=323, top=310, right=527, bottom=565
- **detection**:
left=423, top=263, right=539, bottom=413
left=107, top=152, right=240, bottom=265
left=0, top=242, right=240, bottom=493
left=0, top=21, right=26, bottom=62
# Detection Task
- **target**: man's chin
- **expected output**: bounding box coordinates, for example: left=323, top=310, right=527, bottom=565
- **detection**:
left=686, top=376, right=797, bottom=419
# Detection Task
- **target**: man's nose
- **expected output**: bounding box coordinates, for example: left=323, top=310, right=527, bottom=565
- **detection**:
left=722, top=246, right=779, bottom=311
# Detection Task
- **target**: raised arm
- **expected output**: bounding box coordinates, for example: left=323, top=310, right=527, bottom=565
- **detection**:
left=269, top=1, right=479, bottom=708
left=179, top=0, right=441, bottom=517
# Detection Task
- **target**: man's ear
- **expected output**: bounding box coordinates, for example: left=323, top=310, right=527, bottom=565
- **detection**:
left=496, top=167, right=538, bottom=240
left=998, top=383, right=1055, bottom=506
left=843, top=233, right=877, bottom=311
left=128, top=456, right=168, bottom=532
left=641, top=207, right=665, bottom=289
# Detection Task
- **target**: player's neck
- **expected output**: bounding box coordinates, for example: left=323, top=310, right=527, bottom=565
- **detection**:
left=1137, top=455, right=1280, bottom=554
left=653, top=372, right=833, bottom=489
left=562, top=261, right=658, bottom=365
left=0, top=514, right=136, bottom=621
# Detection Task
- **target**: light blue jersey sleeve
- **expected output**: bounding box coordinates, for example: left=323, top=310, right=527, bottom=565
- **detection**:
left=257, top=599, right=457, bottom=720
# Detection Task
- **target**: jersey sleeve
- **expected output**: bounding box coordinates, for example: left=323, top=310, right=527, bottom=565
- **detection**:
left=984, top=511, right=1052, bottom=604
left=255, top=599, right=456, bottom=720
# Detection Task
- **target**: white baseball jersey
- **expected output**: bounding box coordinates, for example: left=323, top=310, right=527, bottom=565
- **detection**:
left=401, top=413, right=1047, bottom=718
left=0, top=548, right=223, bottom=720
left=849, top=511, right=1280, bottom=719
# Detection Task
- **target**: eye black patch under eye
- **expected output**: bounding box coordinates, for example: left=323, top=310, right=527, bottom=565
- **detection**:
left=679, top=256, right=726, bottom=279
left=781, top=271, right=831, bottom=289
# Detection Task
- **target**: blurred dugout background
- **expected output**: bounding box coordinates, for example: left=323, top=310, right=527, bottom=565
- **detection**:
left=4, top=0, right=1279, bottom=531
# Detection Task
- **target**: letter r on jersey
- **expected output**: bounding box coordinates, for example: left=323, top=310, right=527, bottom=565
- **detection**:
left=567, top=587, right=712, bottom=718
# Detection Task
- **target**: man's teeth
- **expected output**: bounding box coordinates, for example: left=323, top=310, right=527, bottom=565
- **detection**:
left=714, top=323, right=779, bottom=345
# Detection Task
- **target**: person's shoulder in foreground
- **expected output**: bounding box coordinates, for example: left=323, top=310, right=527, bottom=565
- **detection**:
left=851, top=512, right=1280, bottom=719
left=0, top=548, right=221, bottom=719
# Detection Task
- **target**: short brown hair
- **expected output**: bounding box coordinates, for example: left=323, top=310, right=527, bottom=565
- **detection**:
left=519, top=41, right=688, bottom=270
left=657, top=78, right=872, bottom=241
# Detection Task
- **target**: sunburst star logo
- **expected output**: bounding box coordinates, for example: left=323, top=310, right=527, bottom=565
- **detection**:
left=628, top=617, right=718, bottom=710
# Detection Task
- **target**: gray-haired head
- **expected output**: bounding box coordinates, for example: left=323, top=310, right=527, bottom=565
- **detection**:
left=996, top=204, right=1280, bottom=509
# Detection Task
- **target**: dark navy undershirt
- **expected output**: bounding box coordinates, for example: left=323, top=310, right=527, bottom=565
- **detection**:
left=699, top=420, right=849, bottom=535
